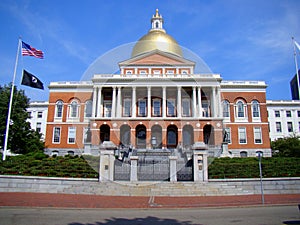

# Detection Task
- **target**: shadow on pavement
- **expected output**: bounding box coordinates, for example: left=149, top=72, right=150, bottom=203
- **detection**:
left=282, top=221, right=300, bottom=225
left=68, top=216, right=200, bottom=225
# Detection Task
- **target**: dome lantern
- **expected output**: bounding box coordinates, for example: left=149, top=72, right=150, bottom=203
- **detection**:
left=151, top=9, right=164, bottom=31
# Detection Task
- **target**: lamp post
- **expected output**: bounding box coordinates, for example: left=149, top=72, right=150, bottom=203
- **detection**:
left=257, top=152, right=265, bottom=205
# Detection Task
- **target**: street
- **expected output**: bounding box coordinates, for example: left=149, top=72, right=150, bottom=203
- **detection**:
left=0, top=205, right=299, bottom=225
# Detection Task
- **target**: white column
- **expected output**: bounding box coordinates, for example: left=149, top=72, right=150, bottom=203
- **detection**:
left=111, top=86, right=116, bottom=118
left=132, top=87, right=136, bottom=118
left=92, top=87, right=97, bottom=117
left=177, top=86, right=182, bottom=117
left=162, top=86, right=166, bottom=118
left=192, top=86, right=197, bottom=118
left=97, top=87, right=102, bottom=117
left=212, top=87, right=216, bottom=117
left=198, top=87, right=202, bottom=117
left=147, top=86, right=151, bottom=118
left=117, top=86, right=122, bottom=117
left=216, top=87, right=221, bottom=117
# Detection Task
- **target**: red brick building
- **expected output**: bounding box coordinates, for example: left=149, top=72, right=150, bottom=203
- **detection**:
left=45, top=10, right=271, bottom=157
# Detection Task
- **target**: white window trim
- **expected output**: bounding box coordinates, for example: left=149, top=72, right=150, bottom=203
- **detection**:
left=68, top=127, right=76, bottom=144
left=123, top=98, right=131, bottom=117
left=67, top=100, right=80, bottom=122
left=251, top=101, right=261, bottom=122
left=52, top=127, right=61, bottom=144
left=235, top=100, right=248, bottom=122
left=182, top=98, right=191, bottom=117
left=54, top=101, right=64, bottom=121
left=152, top=99, right=161, bottom=116
left=222, top=100, right=230, bottom=121
left=253, top=127, right=263, bottom=144
left=138, top=99, right=147, bottom=116
left=167, top=99, right=176, bottom=117
left=104, top=101, right=112, bottom=118
left=238, top=127, right=247, bottom=144
left=84, top=100, right=93, bottom=118
left=275, top=121, right=282, bottom=133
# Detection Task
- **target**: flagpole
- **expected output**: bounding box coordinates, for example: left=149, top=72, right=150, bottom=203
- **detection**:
left=292, top=37, right=300, bottom=100
left=2, top=38, right=21, bottom=161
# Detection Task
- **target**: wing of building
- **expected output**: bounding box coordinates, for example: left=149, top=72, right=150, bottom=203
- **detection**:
left=44, top=9, right=271, bottom=157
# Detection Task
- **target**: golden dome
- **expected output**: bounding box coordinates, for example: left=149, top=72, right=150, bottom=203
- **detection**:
left=131, top=9, right=183, bottom=58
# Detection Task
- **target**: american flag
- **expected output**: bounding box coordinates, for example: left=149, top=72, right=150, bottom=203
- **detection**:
left=21, top=41, right=44, bottom=59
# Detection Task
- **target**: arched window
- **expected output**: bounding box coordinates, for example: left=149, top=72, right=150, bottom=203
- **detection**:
left=85, top=100, right=92, bottom=118
left=69, top=100, right=79, bottom=118
left=222, top=100, right=230, bottom=118
left=155, top=21, right=159, bottom=28
left=252, top=100, right=260, bottom=118
left=55, top=100, right=63, bottom=118
left=237, top=100, right=245, bottom=118
left=240, top=151, right=248, bottom=158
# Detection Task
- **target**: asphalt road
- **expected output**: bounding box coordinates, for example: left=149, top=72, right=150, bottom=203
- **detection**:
left=0, top=205, right=299, bottom=225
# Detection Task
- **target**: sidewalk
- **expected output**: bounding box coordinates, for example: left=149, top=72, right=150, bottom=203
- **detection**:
left=0, top=193, right=299, bottom=209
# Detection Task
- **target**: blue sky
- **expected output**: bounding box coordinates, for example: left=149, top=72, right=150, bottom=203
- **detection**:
left=0, top=0, right=300, bottom=101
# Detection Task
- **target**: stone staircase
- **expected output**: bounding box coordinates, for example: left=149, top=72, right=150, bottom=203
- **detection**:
left=1, top=175, right=299, bottom=196
left=64, top=180, right=253, bottom=196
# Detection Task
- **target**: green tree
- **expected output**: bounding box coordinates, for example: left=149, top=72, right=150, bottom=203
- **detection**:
left=271, top=135, right=300, bottom=157
left=0, top=83, right=44, bottom=154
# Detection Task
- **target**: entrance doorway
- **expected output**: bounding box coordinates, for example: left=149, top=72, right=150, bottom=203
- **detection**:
left=167, top=125, right=178, bottom=149
left=136, top=125, right=146, bottom=148
left=203, top=124, right=214, bottom=145
left=100, top=124, right=110, bottom=143
left=120, top=125, right=131, bottom=147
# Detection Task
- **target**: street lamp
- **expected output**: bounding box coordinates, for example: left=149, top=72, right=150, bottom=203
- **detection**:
left=257, top=152, right=265, bottom=205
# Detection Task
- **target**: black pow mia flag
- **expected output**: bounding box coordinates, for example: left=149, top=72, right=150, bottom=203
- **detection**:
left=21, top=70, right=44, bottom=90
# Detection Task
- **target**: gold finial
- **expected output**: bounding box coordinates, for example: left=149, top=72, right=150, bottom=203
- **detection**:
left=155, top=9, right=159, bottom=17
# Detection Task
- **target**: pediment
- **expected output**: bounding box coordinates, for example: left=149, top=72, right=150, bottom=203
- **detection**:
left=119, top=50, right=195, bottom=66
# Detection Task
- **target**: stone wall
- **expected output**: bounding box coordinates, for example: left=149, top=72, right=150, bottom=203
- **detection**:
left=0, top=175, right=299, bottom=196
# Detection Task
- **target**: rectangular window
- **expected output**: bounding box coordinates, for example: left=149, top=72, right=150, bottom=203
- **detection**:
left=37, top=111, right=43, bottom=118
left=36, top=122, right=41, bottom=133
left=104, top=102, right=112, bottom=117
left=68, top=127, right=76, bottom=144
left=254, top=127, right=262, bottom=144
left=153, top=99, right=161, bottom=116
left=238, top=127, right=247, bottom=144
left=275, top=110, right=280, bottom=117
left=53, top=127, right=61, bottom=143
left=298, top=111, right=300, bottom=117
left=28, top=112, right=32, bottom=118
left=167, top=99, right=175, bottom=116
left=287, top=122, right=293, bottom=132
left=182, top=99, right=191, bottom=117
left=138, top=100, right=146, bottom=116
left=276, top=122, right=282, bottom=132
left=123, top=99, right=131, bottom=117
left=286, top=110, right=292, bottom=117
